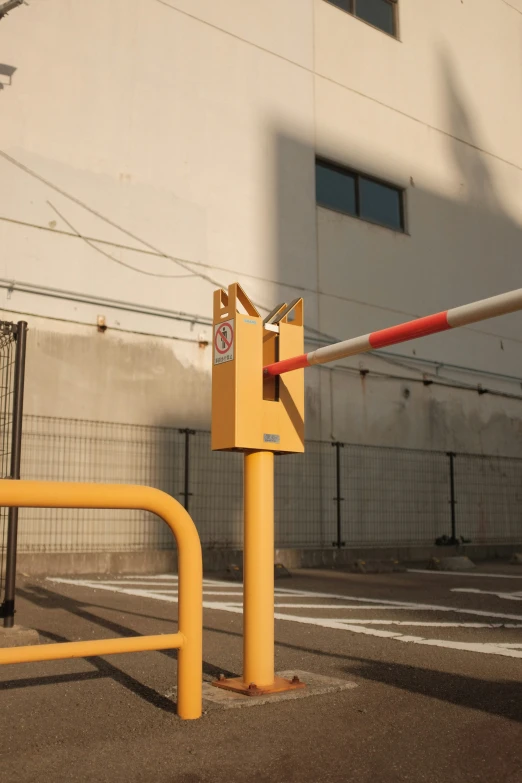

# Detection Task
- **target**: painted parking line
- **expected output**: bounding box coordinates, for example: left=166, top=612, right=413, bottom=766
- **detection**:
left=271, top=585, right=522, bottom=622
left=408, top=569, right=522, bottom=579
left=301, top=621, right=522, bottom=628
left=46, top=576, right=522, bottom=660
left=269, top=613, right=522, bottom=659
left=452, top=588, right=522, bottom=602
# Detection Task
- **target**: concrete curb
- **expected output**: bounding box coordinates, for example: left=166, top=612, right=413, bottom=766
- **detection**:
left=0, top=625, right=40, bottom=648
left=14, top=541, right=522, bottom=576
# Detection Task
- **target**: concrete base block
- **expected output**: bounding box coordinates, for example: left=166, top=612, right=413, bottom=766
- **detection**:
left=15, top=542, right=522, bottom=576
left=224, top=562, right=292, bottom=582
left=336, top=559, right=405, bottom=574
left=197, top=670, right=357, bottom=710
left=428, top=556, right=475, bottom=571
left=0, top=625, right=40, bottom=648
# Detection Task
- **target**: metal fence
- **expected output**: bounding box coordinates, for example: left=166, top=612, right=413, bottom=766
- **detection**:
left=16, top=415, right=522, bottom=552
left=0, top=324, right=18, bottom=587
left=0, top=321, right=27, bottom=622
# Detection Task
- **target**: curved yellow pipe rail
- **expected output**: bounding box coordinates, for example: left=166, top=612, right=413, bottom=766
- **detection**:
left=0, top=480, right=202, bottom=720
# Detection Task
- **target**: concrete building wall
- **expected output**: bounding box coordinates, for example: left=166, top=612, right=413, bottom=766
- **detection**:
left=1, top=0, right=522, bottom=460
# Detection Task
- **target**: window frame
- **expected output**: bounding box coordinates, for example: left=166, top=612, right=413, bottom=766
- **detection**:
left=324, top=0, right=399, bottom=39
left=316, top=157, right=406, bottom=234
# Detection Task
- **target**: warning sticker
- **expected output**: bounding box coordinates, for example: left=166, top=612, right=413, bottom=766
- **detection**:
left=214, top=320, right=235, bottom=365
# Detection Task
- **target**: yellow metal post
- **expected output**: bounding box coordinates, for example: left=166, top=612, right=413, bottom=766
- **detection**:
left=0, top=480, right=203, bottom=720
left=243, top=450, right=274, bottom=687
left=215, top=448, right=304, bottom=695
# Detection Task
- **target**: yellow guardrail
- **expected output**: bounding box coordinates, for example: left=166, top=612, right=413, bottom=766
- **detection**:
left=0, top=480, right=202, bottom=720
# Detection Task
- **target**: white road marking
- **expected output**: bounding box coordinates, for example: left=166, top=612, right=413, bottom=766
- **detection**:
left=138, top=591, right=247, bottom=596
left=408, top=569, right=522, bottom=579
left=312, top=621, right=522, bottom=628
left=273, top=586, right=522, bottom=622
left=62, top=576, right=244, bottom=588
left=250, top=604, right=423, bottom=610
left=270, top=613, right=522, bottom=659
left=48, top=578, right=522, bottom=621
left=452, top=588, right=522, bottom=602
left=86, top=581, right=183, bottom=586
left=46, top=576, right=522, bottom=660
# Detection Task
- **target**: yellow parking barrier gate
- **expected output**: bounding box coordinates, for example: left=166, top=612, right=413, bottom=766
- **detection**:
left=0, top=480, right=203, bottom=720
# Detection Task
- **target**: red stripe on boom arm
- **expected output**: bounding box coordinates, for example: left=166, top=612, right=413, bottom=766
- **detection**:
left=369, top=311, right=451, bottom=349
left=263, top=353, right=309, bottom=377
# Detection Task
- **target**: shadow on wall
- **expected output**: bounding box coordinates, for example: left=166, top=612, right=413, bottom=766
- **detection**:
left=440, top=45, right=502, bottom=213
left=151, top=49, right=522, bottom=551
left=7, top=44, right=522, bottom=554
left=0, top=63, right=16, bottom=89
left=271, top=47, right=522, bottom=456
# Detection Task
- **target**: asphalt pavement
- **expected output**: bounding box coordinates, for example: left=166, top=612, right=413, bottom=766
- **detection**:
left=2, top=563, right=522, bottom=782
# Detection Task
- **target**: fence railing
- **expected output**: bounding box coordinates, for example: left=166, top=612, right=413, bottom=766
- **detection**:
left=0, top=321, right=27, bottom=614
left=16, top=415, right=522, bottom=552
left=0, top=479, right=203, bottom=720
left=0, top=325, right=17, bottom=588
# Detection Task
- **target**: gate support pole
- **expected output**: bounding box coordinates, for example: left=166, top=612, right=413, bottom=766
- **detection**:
left=243, top=450, right=274, bottom=687
left=214, top=450, right=304, bottom=695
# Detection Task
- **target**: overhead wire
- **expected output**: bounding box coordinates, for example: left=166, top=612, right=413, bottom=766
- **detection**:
left=46, top=201, right=196, bottom=279
left=2, top=150, right=522, bottom=395
left=326, top=363, right=522, bottom=402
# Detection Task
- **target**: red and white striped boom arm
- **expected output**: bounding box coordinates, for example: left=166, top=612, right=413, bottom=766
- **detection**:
left=263, top=288, right=522, bottom=377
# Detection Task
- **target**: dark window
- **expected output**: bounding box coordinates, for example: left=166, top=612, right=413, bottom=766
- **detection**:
left=316, top=159, right=405, bottom=232
left=328, top=0, right=351, bottom=10
left=325, top=0, right=397, bottom=38
left=359, top=177, right=402, bottom=230
left=316, top=162, right=356, bottom=217
left=355, top=0, right=395, bottom=35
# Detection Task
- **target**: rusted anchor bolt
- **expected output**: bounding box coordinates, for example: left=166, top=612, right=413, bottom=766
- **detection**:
left=218, top=673, right=225, bottom=681
left=248, top=682, right=258, bottom=691
left=291, top=675, right=300, bottom=685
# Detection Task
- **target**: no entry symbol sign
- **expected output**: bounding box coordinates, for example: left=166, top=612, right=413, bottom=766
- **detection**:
left=214, top=320, right=234, bottom=365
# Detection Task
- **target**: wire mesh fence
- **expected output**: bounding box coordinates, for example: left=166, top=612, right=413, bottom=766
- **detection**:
left=341, top=444, right=451, bottom=546
left=454, top=454, right=522, bottom=543
left=276, top=441, right=334, bottom=547
left=19, top=417, right=185, bottom=552
left=16, top=415, right=522, bottom=552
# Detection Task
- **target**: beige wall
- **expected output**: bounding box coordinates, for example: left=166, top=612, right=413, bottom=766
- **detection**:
left=1, top=0, right=522, bottom=454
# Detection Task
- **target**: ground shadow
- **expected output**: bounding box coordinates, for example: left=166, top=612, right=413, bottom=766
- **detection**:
left=343, top=655, right=522, bottom=723
left=0, top=584, right=238, bottom=710
left=38, top=627, right=179, bottom=715
left=7, top=583, right=522, bottom=723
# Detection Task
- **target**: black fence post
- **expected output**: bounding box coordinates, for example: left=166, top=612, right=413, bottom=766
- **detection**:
left=332, top=441, right=345, bottom=548
left=179, top=428, right=195, bottom=512
left=2, top=321, right=27, bottom=628
left=447, top=451, right=457, bottom=544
